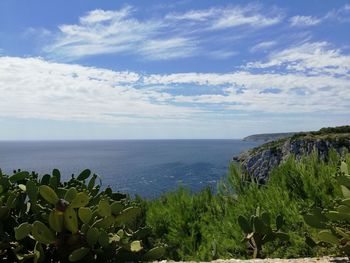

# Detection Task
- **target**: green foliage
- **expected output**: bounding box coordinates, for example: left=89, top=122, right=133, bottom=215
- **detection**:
left=316, top=126, right=350, bottom=135
left=0, top=169, right=165, bottom=262
left=238, top=208, right=289, bottom=258
left=2, top=148, right=350, bottom=261
left=303, top=160, right=350, bottom=256
left=146, top=187, right=219, bottom=260
left=146, top=150, right=350, bottom=260
left=252, top=126, right=350, bottom=154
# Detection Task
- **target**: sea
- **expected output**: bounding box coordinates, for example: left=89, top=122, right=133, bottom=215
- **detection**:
left=0, top=140, right=260, bottom=198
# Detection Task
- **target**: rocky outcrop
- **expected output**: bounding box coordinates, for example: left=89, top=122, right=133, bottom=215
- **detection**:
left=235, top=133, right=350, bottom=183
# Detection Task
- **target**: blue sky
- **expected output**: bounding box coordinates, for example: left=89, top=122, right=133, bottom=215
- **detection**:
left=0, top=0, right=349, bottom=139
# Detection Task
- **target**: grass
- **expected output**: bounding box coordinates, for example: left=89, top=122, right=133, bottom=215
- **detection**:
left=144, top=150, right=350, bottom=260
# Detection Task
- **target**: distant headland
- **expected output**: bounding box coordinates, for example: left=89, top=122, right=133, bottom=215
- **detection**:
left=242, top=132, right=296, bottom=142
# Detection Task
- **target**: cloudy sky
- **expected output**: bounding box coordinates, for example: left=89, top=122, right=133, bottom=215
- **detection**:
left=0, top=0, right=349, bottom=139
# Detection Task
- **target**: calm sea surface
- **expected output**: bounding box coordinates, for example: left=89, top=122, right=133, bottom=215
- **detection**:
left=0, top=140, right=260, bottom=198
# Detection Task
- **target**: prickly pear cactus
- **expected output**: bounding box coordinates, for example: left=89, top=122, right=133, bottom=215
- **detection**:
left=0, top=168, right=165, bottom=262
left=303, top=160, right=350, bottom=256
left=238, top=207, right=289, bottom=258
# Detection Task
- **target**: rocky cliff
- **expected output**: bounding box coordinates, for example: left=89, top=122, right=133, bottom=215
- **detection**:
left=235, top=126, right=350, bottom=183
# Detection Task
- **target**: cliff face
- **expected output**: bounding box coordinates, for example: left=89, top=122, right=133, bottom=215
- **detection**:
left=235, top=131, right=350, bottom=183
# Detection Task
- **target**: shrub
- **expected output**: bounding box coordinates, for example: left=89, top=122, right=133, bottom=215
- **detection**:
left=146, top=150, right=350, bottom=260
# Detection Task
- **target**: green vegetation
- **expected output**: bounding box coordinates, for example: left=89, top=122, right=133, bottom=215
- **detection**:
left=243, top=132, right=296, bottom=142
left=238, top=209, right=289, bottom=259
left=311, top=126, right=350, bottom=135
left=248, top=125, right=350, bottom=154
left=0, top=168, right=164, bottom=262
left=303, top=160, right=350, bottom=256
left=146, top=150, right=350, bottom=260
left=2, top=147, right=350, bottom=261
left=290, top=126, right=350, bottom=142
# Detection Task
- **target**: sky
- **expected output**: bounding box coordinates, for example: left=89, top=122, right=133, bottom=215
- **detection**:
left=0, top=0, right=349, bottom=140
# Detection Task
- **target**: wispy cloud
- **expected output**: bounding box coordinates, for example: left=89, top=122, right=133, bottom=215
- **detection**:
left=211, top=5, right=283, bottom=29
left=250, top=41, right=277, bottom=52
left=325, top=3, right=350, bottom=22
left=165, top=8, right=216, bottom=21
left=43, top=4, right=283, bottom=61
left=44, top=6, right=184, bottom=60
left=138, top=37, right=198, bottom=60
left=289, top=4, right=350, bottom=27
left=289, top=15, right=322, bottom=27
left=207, top=50, right=237, bottom=59
left=166, top=4, right=283, bottom=29
left=245, top=41, right=350, bottom=76
left=79, top=9, right=128, bottom=24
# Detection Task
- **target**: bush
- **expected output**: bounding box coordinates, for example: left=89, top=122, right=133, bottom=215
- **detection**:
left=146, top=150, right=350, bottom=260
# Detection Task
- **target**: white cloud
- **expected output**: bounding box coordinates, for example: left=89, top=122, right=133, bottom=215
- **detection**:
left=144, top=70, right=349, bottom=113
left=43, top=5, right=283, bottom=61
left=166, top=5, right=283, bottom=29
left=143, top=42, right=350, bottom=113
left=245, top=42, right=350, bottom=76
left=0, top=56, right=199, bottom=123
left=138, top=37, right=198, bottom=60
left=289, top=15, right=321, bottom=27
left=144, top=71, right=347, bottom=92
left=165, top=8, right=216, bottom=21
left=288, top=4, right=350, bottom=28
left=44, top=6, right=196, bottom=61
left=250, top=41, right=277, bottom=52
left=1, top=41, right=349, bottom=125
left=212, top=6, right=282, bottom=29
left=79, top=8, right=131, bottom=24
left=324, top=4, right=350, bottom=22
left=207, top=50, right=237, bottom=59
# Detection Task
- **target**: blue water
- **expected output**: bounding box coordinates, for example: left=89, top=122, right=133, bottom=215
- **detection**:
left=0, top=140, right=260, bottom=198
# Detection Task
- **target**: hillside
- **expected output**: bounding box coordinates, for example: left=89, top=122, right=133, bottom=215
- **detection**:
left=242, top=132, right=296, bottom=142
left=235, top=126, right=350, bottom=183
